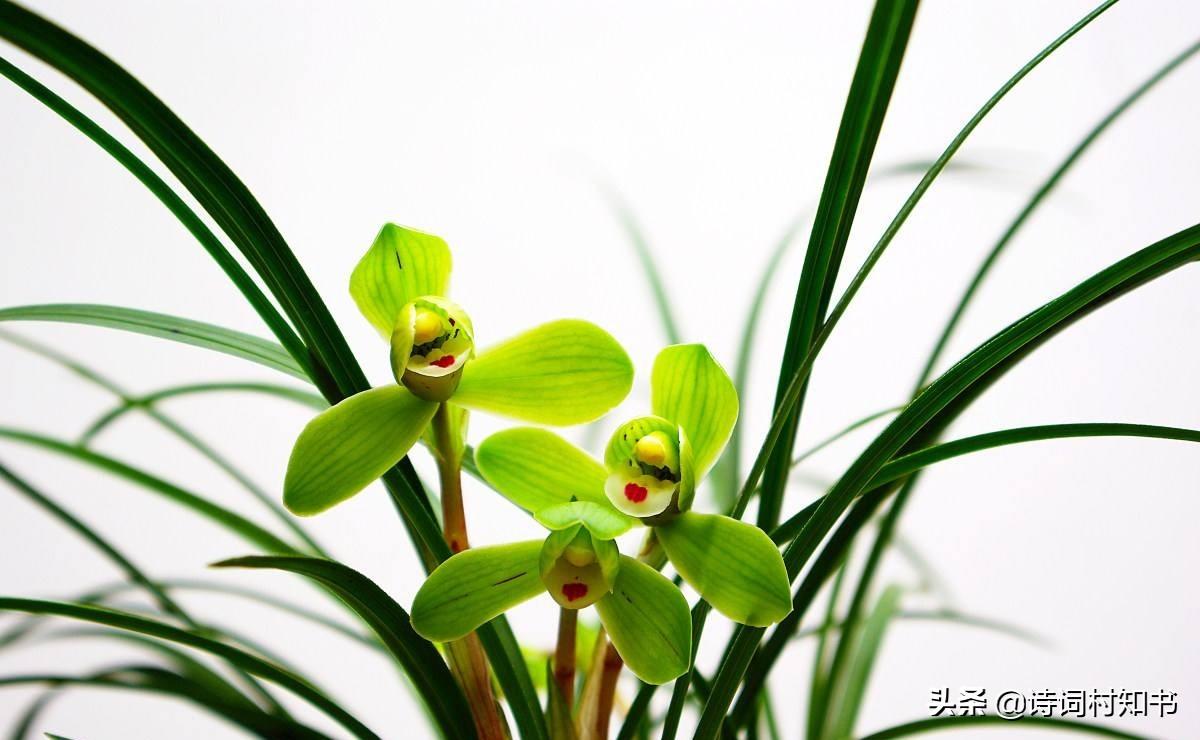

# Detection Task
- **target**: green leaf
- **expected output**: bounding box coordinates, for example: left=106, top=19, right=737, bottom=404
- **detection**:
left=0, top=304, right=307, bottom=380
left=656, top=512, right=791, bottom=627
left=411, top=541, right=545, bottom=642
left=0, top=55, right=310, bottom=377
left=475, top=427, right=609, bottom=512
left=714, top=213, right=1200, bottom=740
left=0, top=462, right=188, bottom=624
left=874, top=423, right=1200, bottom=487
left=214, top=555, right=475, bottom=740
left=858, top=715, right=1147, bottom=740
left=594, top=556, right=691, bottom=685
left=755, top=0, right=920, bottom=533
left=454, top=320, right=633, bottom=425
left=0, top=427, right=299, bottom=554
left=916, top=39, right=1200, bottom=387
left=0, top=599, right=378, bottom=740
left=1, top=667, right=324, bottom=740
left=0, top=1, right=368, bottom=402
left=284, top=386, right=437, bottom=516
left=535, top=501, right=635, bottom=540
left=651, top=344, right=738, bottom=479
left=828, top=585, right=902, bottom=740
left=80, top=381, right=327, bottom=445
left=350, top=224, right=453, bottom=337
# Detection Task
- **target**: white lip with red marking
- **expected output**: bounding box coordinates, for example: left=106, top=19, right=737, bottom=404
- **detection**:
left=604, top=467, right=676, bottom=517
left=403, top=297, right=473, bottom=377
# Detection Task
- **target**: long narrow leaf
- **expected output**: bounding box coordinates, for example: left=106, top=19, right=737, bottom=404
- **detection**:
left=0, top=331, right=328, bottom=556
left=763, top=34, right=1200, bottom=732
left=0, top=305, right=306, bottom=380
left=707, top=220, right=1200, bottom=733
left=0, top=600, right=378, bottom=739
left=757, top=0, right=919, bottom=531
left=214, top=555, right=476, bottom=740
left=0, top=461, right=187, bottom=622
left=827, top=585, right=902, bottom=739
left=80, top=381, right=326, bottom=444
left=0, top=54, right=309, bottom=374
left=0, top=427, right=299, bottom=554
left=0, top=667, right=330, bottom=740
left=859, top=715, right=1147, bottom=739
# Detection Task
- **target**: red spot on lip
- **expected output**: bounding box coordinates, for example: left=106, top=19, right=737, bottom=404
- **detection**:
left=624, top=482, right=648, bottom=503
left=562, top=583, right=588, bottom=601
left=430, top=354, right=456, bottom=368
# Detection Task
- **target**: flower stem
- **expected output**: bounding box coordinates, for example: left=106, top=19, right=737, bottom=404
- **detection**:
left=593, top=640, right=624, bottom=739
left=432, top=402, right=469, bottom=553
left=577, top=628, right=624, bottom=740
left=430, top=401, right=506, bottom=739
left=554, top=606, right=579, bottom=710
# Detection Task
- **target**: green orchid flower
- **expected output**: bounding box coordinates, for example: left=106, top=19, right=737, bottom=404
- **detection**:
left=410, top=500, right=692, bottom=685
left=476, top=344, right=792, bottom=627
left=283, top=224, right=633, bottom=516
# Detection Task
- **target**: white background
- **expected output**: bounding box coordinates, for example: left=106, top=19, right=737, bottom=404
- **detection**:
left=2, top=1, right=1198, bottom=738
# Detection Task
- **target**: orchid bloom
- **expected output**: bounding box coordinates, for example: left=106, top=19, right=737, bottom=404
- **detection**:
left=475, top=344, right=792, bottom=627
left=410, top=499, right=691, bottom=685
left=283, top=224, right=633, bottom=516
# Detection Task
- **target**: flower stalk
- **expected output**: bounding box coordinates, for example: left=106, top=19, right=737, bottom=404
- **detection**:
left=554, top=606, right=579, bottom=711
left=430, top=401, right=505, bottom=740
left=432, top=402, right=469, bottom=553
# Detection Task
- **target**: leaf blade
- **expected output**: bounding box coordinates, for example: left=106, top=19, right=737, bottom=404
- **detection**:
left=0, top=304, right=307, bottom=380
left=214, top=555, right=476, bottom=740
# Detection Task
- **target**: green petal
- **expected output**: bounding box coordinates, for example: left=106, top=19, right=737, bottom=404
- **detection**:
left=411, top=540, right=545, bottom=642
left=475, top=428, right=609, bottom=512
left=651, top=344, right=738, bottom=479
left=535, top=501, right=635, bottom=540
left=283, top=386, right=437, bottom=516
left=656, top=512, right=791, bottom=627
left=594, top=556, right=691, bottom=685
left=454, top=320, right=633, bottom=425
left=350, top=223, right=452, bottom=336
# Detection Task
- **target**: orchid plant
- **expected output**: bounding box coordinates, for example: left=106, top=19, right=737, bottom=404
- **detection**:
left=2, top=2, right=1195, bottom=740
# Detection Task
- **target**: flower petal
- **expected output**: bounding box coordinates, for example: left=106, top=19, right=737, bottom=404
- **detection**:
left=284, top=386, right=437, bottom=516
left=651, top=344, right=738, bottom=479
left=536, top=501, right=636, bottom=540
left=454, top=320, right=633, bottom=425
left=411, top=540, right=545, bottom=642
left=350, top=224, right=452, bottom=337
left=475, top=428, right=609, bottom=513
left=595, top=556, right=691, bottom=685
left=656, top=512, right=791, bottom=627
